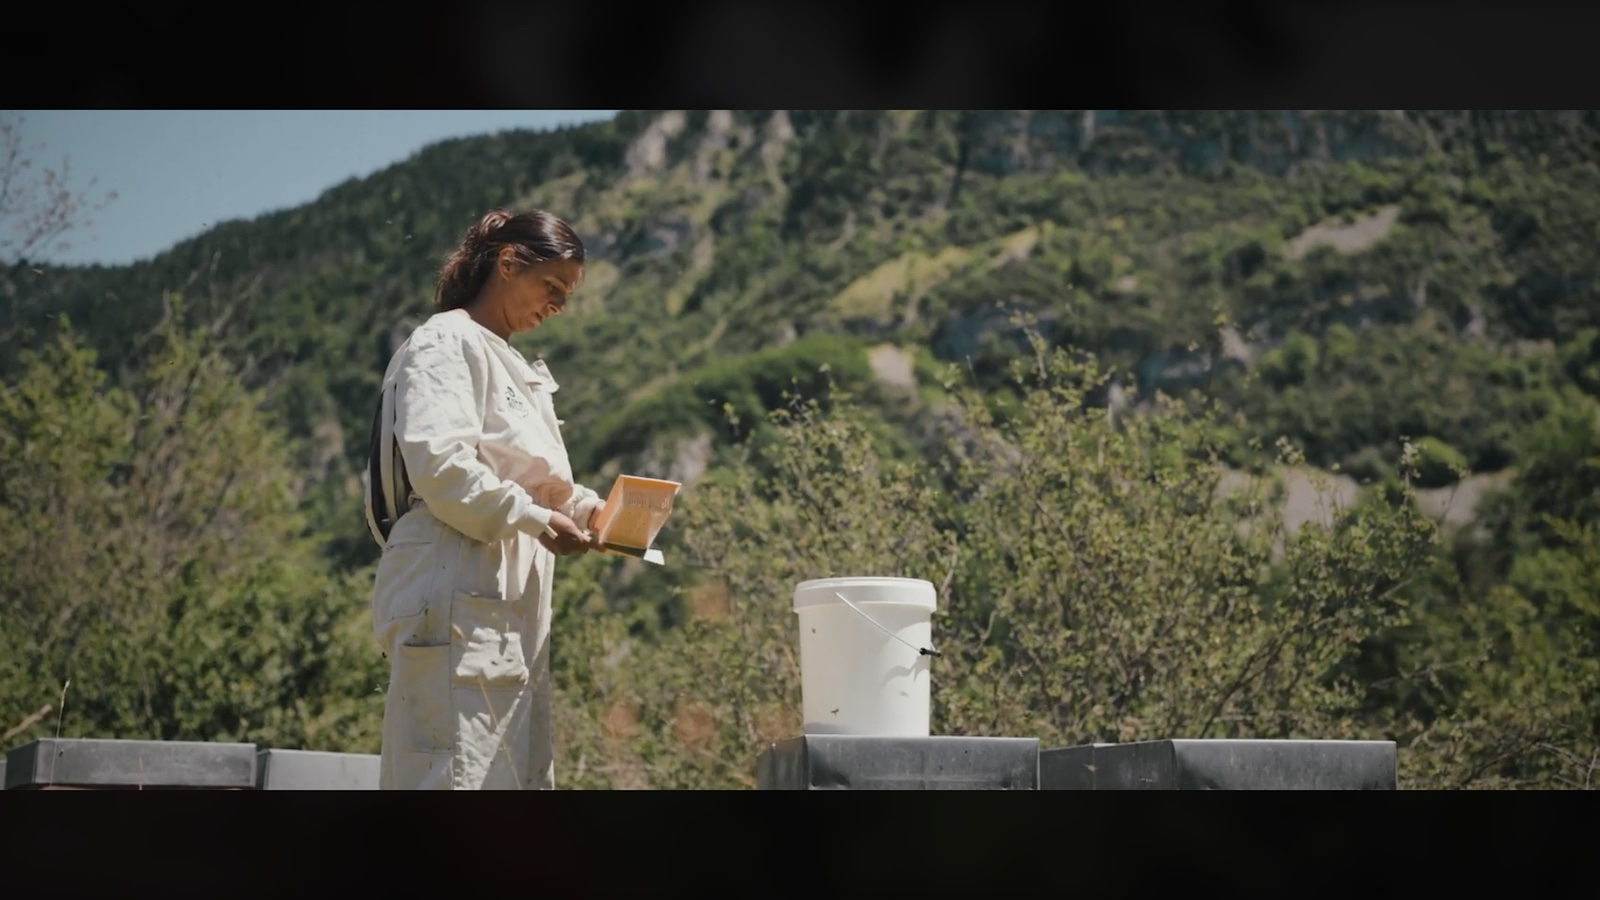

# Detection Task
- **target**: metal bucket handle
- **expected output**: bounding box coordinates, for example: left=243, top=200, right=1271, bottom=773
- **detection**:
left=834, top=591, right=942, bottom=658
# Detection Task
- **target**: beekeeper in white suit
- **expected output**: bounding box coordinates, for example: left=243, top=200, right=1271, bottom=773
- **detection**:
left=364, top=207, right=606, bottom=790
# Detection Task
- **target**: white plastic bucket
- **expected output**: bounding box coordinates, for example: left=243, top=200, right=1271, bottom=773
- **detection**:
left=793, top=576, right=939, bottom=736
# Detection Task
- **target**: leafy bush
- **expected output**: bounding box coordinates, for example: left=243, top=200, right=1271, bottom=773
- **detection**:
left=0, top=311, right=383, bottom=751
left=552, top=332, right=1442, bottom=787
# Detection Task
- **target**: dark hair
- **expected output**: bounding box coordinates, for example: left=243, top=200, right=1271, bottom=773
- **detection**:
left=433, top=208, right=585, bottom=311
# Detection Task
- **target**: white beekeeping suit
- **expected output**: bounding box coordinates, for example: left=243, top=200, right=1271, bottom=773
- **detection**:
left=364, top=307, right=602, bottom=790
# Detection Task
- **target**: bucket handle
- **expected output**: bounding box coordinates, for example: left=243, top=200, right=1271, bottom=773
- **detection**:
left=833, top=592, right=942, bottom=658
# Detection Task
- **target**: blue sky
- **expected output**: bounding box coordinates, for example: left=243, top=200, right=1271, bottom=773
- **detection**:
left=10, top=110, right=620, bottom=267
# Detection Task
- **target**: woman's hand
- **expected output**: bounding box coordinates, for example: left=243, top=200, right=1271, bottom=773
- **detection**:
left=539, top=511, right=601, bottom=556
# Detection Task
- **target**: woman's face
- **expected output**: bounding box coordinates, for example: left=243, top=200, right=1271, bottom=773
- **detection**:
left=498, top=253, right=582, bottom=335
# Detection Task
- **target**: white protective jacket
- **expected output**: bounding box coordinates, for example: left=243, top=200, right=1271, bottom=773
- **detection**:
left=364, top=308, right=602, bottom=790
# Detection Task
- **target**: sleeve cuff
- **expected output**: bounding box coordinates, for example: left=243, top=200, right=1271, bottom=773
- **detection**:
left=521, top=502, right=555, bottom=535
left=572, top=494, right=605, bottom=532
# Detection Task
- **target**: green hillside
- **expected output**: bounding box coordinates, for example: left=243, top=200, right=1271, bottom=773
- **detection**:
left=3, top=110, right=1598, bottom=789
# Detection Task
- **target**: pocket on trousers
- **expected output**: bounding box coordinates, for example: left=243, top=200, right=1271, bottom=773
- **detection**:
left=450, top=591, right=530, bottom=689
left=372, top=539, right=440, bottom=624
left=392, top=642, right=453, bottom=753
left=450, top=529, right=505, bottom=601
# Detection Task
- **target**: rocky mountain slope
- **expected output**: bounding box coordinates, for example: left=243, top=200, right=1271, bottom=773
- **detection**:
left=9, top=110, right=1600, bottom=571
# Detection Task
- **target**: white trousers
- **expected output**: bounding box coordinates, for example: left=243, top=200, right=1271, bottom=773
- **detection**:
left=371, top=503, right=556, bottom=789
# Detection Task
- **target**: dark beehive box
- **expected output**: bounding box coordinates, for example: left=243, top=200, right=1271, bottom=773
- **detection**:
left=1040, top=739, right=1397, bottom=790
left=757, top=735, right=1039, bottom=790
left=6, top=738, right=258, bottom=790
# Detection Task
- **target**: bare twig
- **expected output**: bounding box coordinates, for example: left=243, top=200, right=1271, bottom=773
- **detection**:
left=1369, top=658, right=1476, bottom=689
left=686, top=742, right=756, bottom=788
left=54, top=678, right=70, bottom=738
left=49, top=678, right=70, bottom=785
left=2, top=703, right=51, bottom=743
left=1456, top=724, right=1541, bottom=789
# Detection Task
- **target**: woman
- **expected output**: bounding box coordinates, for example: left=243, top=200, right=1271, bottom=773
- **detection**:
left=364, top=207, right=606, bottom=790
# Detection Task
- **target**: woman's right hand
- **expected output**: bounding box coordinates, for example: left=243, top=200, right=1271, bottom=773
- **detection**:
left=539, top=511, right=597, bottom=556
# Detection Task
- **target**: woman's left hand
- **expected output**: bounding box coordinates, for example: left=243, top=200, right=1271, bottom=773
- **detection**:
left=540, top=510, right=597, bottom=556
left=584, top=503, right=608, bottom=553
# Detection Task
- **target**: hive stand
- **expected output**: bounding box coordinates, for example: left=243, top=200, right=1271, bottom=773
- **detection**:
left=5, top=738, right=257, bottom=790
left=757, top=735, right=1040, bottom=790
left=255, top=748, right=381, bottom=790
left=1039, top=739, right=1398, bottom=790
